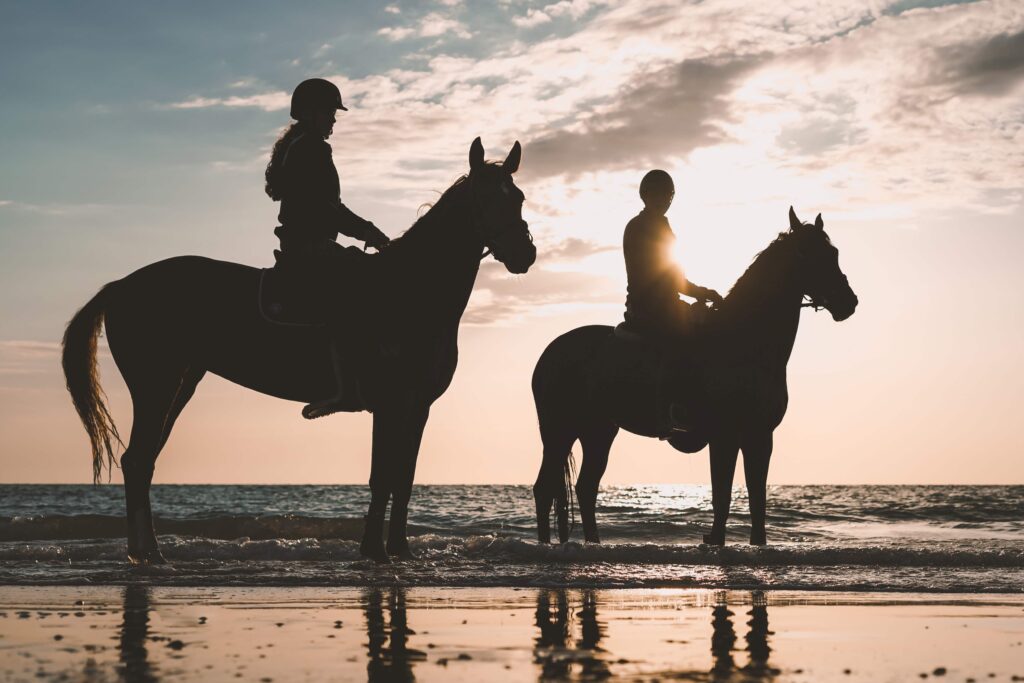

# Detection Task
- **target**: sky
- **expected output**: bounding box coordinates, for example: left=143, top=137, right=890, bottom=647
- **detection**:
left=1, top=0, right=1022, bottom=485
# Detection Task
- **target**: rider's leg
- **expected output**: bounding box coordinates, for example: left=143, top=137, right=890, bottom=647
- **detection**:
left=665, top=302, right=704, bottom=430
left=302, top=328, right=365, bottom=419
left=302, top=244, right=371, bottom=419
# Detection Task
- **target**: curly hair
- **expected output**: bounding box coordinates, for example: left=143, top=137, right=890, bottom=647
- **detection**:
left=264, top=122, right=306, bottom=200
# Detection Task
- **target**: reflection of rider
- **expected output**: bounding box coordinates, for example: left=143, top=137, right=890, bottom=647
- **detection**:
left=623, top=170, right=722, bottom=337
left=264, top=78, right=390, bottom=419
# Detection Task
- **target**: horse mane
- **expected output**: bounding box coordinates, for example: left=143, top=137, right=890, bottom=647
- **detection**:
left=382, top=161, right=504, bottom=257
left=723, top=226, right=831, bottom=313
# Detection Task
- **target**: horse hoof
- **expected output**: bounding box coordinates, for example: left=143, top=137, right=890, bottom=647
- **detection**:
left=360, top=540, right=392, bottom=564
left=386, top=543, right=417, bottom=561
left=128, top=549, right=167, bottom=566
left=749, top=532, right=767, bottom=546
left=702, top=532, right=725, bottom=546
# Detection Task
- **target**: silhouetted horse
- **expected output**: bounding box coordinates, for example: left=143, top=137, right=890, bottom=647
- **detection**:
left=62, top=138, right=535, bottom=564
left=532, top=208, right=857, bottom=546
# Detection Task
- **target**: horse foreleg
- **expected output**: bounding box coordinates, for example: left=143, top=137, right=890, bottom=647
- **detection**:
left=741, top=431, right=773, bottom=545
left=577, top=423, right=618, bottom=543
left=384, top=403, right=430, bottom=560
left=362, top=409, right=398, bottom=563
left=361, top=399, right=429, bottom=562
left=704, top=437, right=739, bottom=546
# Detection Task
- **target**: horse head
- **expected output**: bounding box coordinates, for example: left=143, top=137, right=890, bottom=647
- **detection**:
left=467, top=137, right=536, bottom=274
left=788, top=206, right=858, bottom=321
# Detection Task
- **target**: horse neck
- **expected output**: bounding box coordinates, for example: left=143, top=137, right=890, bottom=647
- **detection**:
left=385, top=190, right=483, bottom=326
left=720, top=243, right=804, bottom=364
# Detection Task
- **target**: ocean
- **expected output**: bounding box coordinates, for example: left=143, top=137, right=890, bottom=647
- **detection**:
left=1, top=484, right=1021, bottom=593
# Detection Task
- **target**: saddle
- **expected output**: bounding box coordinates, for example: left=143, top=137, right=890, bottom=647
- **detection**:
left=591, top=322, right=710, bottom=453
left=258, top=250, right=325, bottom=327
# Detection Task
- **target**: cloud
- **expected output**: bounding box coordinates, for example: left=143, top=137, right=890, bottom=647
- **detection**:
left=168, top=91, right=289, bottom=111
left=936, top=28, right=1024, bottom=96
left=0, top=341, right=63, bottom=380
left=378, top=12, right=472, bottom=41
left=523, top=55, right=762, bottom=179
left=465, top=261, right=618, bottom=323
left=545, top=0, right=604, bottom=20
left=0, top=341, right=60, bottom=355
left=513, top=9, right=553, bottom=28
left=0, top=200, right=125, bottom=216
left=543, top=237, right=617, bottom=261
left=378, top=26, right=416, bottom=41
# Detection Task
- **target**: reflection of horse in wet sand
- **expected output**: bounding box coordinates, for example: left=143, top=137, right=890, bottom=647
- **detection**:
left=532, top=589, right=775, bottom=681
left=62, top=139, right=535, bottom=565
left=118, top=586, right=157, bottom=683
left=533, top=209, right=858, bottom=546
left=364, top=587, right=424, bottom=683
left=534, top=589, right=610, bottom=680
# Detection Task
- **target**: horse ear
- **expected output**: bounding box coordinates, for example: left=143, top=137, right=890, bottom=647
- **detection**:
left=788, top=206, right=801, bottom=231
left=469, top=137, right=485, bottom=172
left=814, top=213, right=824, bottom=230
left=503, top=141, right=521, bottom=174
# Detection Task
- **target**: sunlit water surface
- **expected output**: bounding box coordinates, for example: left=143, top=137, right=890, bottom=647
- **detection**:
left=0, top=485, right=1021, bottom=592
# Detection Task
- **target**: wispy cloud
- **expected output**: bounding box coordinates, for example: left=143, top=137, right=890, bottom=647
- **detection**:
left=378, top=12, right=472, bottom=41
left=168, top=91, right=289, bottom=111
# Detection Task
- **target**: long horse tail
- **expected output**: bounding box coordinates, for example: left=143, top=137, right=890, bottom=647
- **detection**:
left=562, top=449, right=577, bottom=535
left=62, top=282, right=123, bottom=484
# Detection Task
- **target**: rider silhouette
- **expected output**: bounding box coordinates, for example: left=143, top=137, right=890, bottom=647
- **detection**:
left=623, top=170, right=722, bottom=430
left=265, top=78, right=390, bottom=419
left=623, top=170, right=722, bottom=337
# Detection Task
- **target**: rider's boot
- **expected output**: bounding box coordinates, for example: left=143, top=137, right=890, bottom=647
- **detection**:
left=302, top=339, right=366, bottom=420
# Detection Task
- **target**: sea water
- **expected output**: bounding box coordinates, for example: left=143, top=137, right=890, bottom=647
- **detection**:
left=0, top=484, right=1021, bottom=592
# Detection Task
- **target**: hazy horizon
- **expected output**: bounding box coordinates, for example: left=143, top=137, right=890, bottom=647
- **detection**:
left=2, top=0, right=1022, bottom=486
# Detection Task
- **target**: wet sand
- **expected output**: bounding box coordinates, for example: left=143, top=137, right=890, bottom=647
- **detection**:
left=1, top=587, right=1022, bottom=682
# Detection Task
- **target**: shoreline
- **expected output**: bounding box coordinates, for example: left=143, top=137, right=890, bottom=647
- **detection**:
left=2, top=587, right=1022, bottom=681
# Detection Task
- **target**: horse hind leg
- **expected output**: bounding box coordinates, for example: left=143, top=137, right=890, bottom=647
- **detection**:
left=121, top=368, right=199, bottom=565
left=577, top=422, right=618, bottom=544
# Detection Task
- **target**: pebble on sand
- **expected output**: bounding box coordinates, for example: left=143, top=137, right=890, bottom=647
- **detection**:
left=932, top=667, right=946, bottom=676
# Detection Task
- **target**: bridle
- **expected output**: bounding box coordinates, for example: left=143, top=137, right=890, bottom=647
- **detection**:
left=466, top=172, right=530, bottom=262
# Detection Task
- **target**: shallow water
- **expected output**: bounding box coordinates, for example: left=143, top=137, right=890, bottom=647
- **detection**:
left=1, top=484, right=1021, bottom=592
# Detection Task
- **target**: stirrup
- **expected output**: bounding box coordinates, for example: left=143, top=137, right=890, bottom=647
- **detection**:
left=668, top=402, right=697, bottom=431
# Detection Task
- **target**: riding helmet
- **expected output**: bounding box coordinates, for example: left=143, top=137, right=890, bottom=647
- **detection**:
left=639, top=169, right=674, bottom=204
left=290, top=78, right=347, bottom=120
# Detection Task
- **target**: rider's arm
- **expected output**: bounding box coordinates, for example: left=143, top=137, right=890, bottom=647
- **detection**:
left=289, top=138, right=384, bottom=244
left=659, top=226, right=720, bottom=302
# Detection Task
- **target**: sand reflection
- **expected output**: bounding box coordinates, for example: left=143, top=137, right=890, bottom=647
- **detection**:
left=534, top=589, right=610, bottom=680
left=118, top=585, right=157, bottom=683
left=533, top=589, right=775, bottom=681
left=363, top=587, right=426, bottom=682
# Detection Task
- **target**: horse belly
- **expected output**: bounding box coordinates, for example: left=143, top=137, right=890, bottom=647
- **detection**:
left=201, top=323, right=335, bottom=403
left=590, top=339, right=670, bottom=437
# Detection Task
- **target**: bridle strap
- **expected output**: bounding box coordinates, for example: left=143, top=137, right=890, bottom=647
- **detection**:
left=801, top=294, right=825, bottom=310
left=467, top=173, right=508, bottom=263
